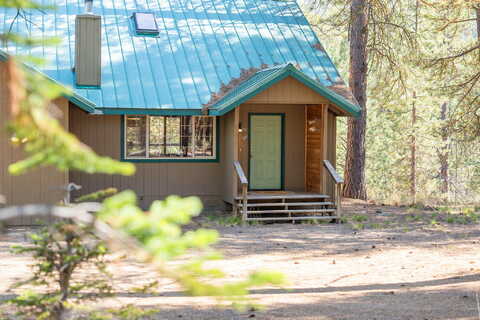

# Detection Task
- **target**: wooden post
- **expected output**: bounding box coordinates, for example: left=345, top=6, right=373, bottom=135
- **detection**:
left=232, top=202, right=238, bottom=217
left=233, top=107, right=239, bottom=201
left=242, top=184, right=248, bottom=223
left=234, top=160, right=249, bottom=223
left=321, top=104, right=329, bottom=194
left=336, top=183, right=342, bottom=222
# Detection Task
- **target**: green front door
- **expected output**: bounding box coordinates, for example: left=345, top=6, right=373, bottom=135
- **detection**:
left=249, top=114, right=284, bottom=190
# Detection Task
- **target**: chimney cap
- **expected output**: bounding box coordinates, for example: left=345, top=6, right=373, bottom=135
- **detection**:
left=85, top=0, right=93, bottom=13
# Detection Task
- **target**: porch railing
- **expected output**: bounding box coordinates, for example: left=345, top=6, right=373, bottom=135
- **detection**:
left=323, top=160, right=344, bottom=219
left=233, top=160, right=248, bottom=221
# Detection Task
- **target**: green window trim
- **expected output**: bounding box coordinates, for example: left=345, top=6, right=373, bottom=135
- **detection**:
left=120, top=115, right=220, bottom=163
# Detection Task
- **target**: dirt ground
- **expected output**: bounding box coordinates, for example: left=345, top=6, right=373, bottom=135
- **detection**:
left=1, top=200, right=480, bottom=319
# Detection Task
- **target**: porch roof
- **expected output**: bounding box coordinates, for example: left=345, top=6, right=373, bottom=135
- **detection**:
left=0, top=0, right=360, bottom=116
left=207, top=63, right=361, bottom=117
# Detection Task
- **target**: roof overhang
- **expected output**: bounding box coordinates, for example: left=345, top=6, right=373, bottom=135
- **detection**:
left=0, top=50, right=96, bottom=113
left=207, top=63, right=361, bottom=118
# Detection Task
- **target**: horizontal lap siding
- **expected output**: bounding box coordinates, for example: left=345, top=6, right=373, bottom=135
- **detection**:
left=69, top=108, right=224, bottom=209
left=247, top=76, right=329, bottom=105
left=221, top=109, right=237, bottom=203
left=0, top=61, right=69, bottom=225
left=305, top=105, right=324, bottom=193
left=326, top=109, right=337, bottom=198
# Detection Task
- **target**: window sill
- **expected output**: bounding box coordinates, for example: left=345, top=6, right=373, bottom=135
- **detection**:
left=120, top=158, right=219, bottom=163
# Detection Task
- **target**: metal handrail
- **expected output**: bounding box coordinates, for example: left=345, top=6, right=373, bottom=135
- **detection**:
left=233, top=160, right=248, bottom=186
left=323, top=160, right=344, bottom=184
left=323, top=160, right=343, bottom=220
left=233, top=161, right=248, bottom=222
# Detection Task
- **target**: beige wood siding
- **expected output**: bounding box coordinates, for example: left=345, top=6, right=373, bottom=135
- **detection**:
left=325, top=109, right=337, bottom=198
left=305, top=105, right=324, bottom=193
left=246, top=76, right=329, bottom=105
left=69, top=108, right=225, bottom=209
left=238, top=104, right=305, bottom=192
left=221, top=109, right=238, bottom=203
left=0, top=61, right=69, bottom=225
left=305, top=105, right=337, bottom=198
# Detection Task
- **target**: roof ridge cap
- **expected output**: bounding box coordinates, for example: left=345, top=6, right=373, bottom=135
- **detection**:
left=255, top=63, right=294, bottom=73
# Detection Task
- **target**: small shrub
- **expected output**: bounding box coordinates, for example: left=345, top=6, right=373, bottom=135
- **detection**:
left=352, top=223, right=365, bottom=230
left=207, top=214, right=243, bottom=226
left=437, top=206, right=451, bottom=214
left=461, top=207, right=475, bottom=215
left=351, top=214, right=368, bottom=223
left=6, top=222, right=111, bottom=320
left=74, top=188, right=118, bottom=203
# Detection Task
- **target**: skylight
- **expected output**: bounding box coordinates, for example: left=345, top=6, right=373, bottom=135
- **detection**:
left=133, top=12, right=159, bottom=35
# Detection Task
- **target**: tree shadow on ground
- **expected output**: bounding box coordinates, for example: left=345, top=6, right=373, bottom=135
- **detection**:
left=121, top=283, right=479, bottom=320
left=213, top=222, right=480, bottom=259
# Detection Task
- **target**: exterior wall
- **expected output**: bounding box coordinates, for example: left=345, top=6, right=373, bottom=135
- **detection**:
left=238, top=103, right=305, bottom=192
left=305, top=105, right=324, bottom=193
left=69, top=107, right=225, bottom=209
left=69, top=76, right=340, bottom=207
left=247, top=76, right=329, bottom=105
left=325, top=109, right=337, bottom=198
left=305, top=104, right=338, bottom=198
left=0, top=61, right=69, bottom=225
left=221, top=109, right=238, bottom=204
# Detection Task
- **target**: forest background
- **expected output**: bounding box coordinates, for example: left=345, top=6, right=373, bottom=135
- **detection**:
left=302, top=0, right=480, bottom=205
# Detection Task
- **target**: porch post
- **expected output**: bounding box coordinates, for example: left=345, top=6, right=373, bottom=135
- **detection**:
left=233, top=107, right=240, bottom=199
left=321, top=104, right=329, bottom=194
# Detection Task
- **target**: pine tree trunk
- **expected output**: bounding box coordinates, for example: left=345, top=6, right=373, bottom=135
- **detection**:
left=410, top=93, right=417, bottom=205
left=343, top=0, right=368, bottom=200
left=439, top=102, right=449, bottom=195
left=476, top=7, right=480, bottom=43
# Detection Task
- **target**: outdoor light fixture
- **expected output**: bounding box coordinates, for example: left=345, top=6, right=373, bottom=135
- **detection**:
left=238, top=122, right=243, bottom=133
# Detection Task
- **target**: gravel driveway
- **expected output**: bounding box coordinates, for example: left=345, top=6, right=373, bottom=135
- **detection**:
left=1, top=202, right=480, bottom=319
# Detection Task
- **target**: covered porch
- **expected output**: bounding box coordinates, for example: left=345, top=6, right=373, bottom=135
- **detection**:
left=221, top=100, right=344, bottom=222
left=210, top=65, right=359, bottom=222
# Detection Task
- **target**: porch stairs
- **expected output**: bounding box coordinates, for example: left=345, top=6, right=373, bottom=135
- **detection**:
left=233, top=160, right=343, bottom=223
left=233, top=192, right=338, bottom=222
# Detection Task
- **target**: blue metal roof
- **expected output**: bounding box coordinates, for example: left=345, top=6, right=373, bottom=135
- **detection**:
left=0, top=0, right=358, bottom=115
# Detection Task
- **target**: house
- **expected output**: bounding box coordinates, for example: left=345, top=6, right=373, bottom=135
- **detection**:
left=0, top=0, right=360, bottom=225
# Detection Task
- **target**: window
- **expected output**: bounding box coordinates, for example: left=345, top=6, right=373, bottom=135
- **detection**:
left=124, top=115, right=216, bottom=160
left=132, top=12, right=159, bottom=35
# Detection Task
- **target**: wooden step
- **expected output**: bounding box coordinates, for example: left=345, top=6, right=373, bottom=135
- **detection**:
left=246, top=216, right=338, bottom=221
left=239, top=201, right=334, bottom=208
left=235, top=193, right=329, bottom=201
left=246, top=209, right=336, bottom=214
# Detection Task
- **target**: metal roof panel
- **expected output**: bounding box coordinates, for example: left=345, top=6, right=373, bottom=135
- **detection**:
left=0, top=0, right=358, bottom=114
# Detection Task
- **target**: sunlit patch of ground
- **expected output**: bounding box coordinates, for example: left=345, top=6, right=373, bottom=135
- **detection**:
left=1, top=200, right=480, bottom=319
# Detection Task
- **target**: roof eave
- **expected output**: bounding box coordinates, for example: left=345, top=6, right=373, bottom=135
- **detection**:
left=208, top=64, right=361, bottom=118
left=0, top=49, right=96, bottom=113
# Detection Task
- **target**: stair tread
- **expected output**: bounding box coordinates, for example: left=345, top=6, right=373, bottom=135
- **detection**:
left=246, top=216, right=338, bottom=221
left=239, top=201, right=334, bottom=207
left=235, top=193, right=330, bottom=200
left=246, top=208, right=336, bottom=214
